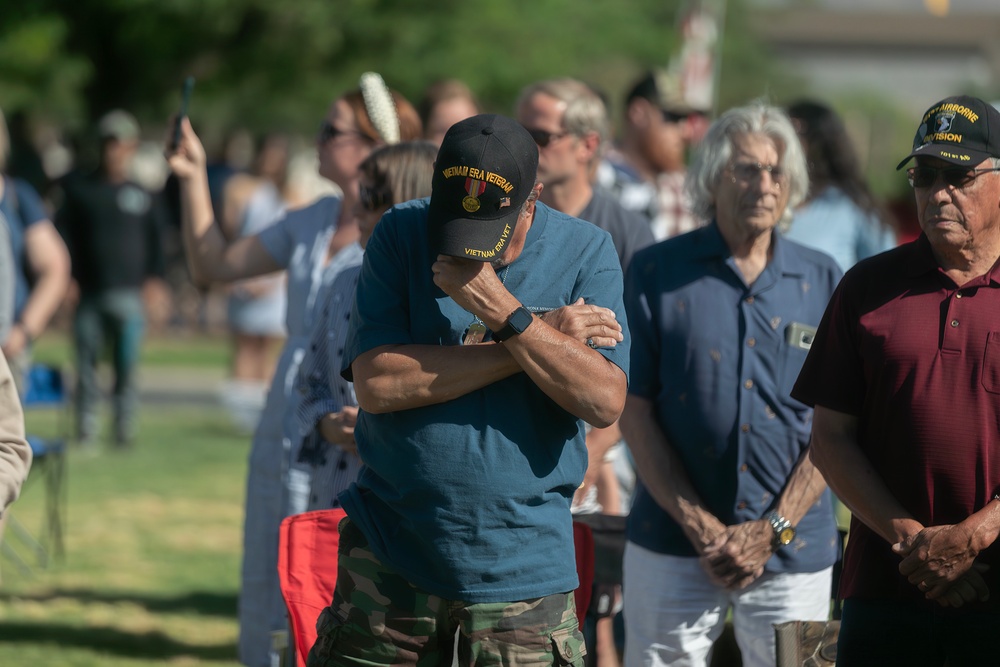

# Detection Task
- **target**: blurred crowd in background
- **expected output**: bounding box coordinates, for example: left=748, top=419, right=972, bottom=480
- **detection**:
left=4, top=107, right=338, bottom=336
left=0, top=79, right=919, bottom=340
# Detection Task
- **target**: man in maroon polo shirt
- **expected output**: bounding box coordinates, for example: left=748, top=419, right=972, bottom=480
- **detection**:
left=793, top=95, right=1000, bottom=665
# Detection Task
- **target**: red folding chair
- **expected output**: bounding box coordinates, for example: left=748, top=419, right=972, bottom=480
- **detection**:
left=278, top=511, right=593, bottom=666
left=277, top=508, right=346, bottom=667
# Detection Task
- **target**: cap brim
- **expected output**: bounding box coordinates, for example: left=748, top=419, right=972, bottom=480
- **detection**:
left=429, top=205, right=521, bottom=262
left=896, top=145, right=994, bottom=170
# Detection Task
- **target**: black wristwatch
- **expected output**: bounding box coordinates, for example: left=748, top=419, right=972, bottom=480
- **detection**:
left=493, top=306, right=533, bottom=343
left=764, top=510, right=796, bottom=549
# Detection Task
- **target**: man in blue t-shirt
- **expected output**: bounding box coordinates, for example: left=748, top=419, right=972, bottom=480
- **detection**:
left=0, top=111, right=71, bottom=391
left=307, top=114, right=630, bottom=667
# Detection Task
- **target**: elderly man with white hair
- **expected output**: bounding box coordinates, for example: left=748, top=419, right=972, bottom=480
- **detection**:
left=620, top=101, right=843, bottom=667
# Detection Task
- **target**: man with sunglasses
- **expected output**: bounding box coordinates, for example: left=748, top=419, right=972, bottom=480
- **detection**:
left=517, top=78, right=655, bottom=274
left=517, top=77, right=655, bottom=666
left=596, top=70, right=704, bottom=242
left=793, top=95, right=1000, bottom=666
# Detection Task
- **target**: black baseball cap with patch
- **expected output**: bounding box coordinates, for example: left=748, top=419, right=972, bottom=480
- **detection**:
left=896, top=95, right=1000, bottom=170
left=428, top=114, right=538, bottom=262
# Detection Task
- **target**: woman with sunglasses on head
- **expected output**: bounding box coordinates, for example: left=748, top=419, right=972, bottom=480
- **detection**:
left=289, top=140, right=437, bottom=515
left=166, top=72, right=422, bottom=667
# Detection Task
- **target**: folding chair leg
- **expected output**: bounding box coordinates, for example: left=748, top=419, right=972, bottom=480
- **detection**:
left=1, top=540, right=34, bottom=577
left=45, top=452, right=66, bottom=560
left=1, top=512, right=48, bottom=571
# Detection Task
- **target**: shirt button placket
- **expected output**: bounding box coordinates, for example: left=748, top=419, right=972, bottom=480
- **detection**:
left=739, top=296, right=755, bottom=524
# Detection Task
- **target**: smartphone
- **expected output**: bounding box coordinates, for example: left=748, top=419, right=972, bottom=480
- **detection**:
left=785, top=322, right=817, bottom=351
left=170, top=76, right=195, bottom=151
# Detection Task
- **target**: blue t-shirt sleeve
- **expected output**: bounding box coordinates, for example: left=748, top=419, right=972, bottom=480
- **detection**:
left=577, top=231, right=631, bottom=382
left=341, top=208, right=412, bottom=380
left=623, top=247, right=661, bottom=399
left=13, top=179, right=48, bottom=227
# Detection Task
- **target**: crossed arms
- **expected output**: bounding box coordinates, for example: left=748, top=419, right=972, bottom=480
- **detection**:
left=351, top=255, right=627, bottom=428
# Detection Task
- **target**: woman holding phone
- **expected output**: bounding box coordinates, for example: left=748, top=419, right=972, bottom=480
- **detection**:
left=166, top=72, right=422, bottom=667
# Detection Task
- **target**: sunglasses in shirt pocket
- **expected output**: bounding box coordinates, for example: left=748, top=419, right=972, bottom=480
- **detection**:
left=982, top=331, right=1000, bottom=394
left=785, top=322, right=817, bottom=351
left=779, top=322, right=816, bottom=399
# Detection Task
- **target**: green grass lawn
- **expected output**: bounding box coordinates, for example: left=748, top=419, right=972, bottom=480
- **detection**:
left=0, top=335, right=250, bottom=666
left=32, top=330, right=233, bottom=369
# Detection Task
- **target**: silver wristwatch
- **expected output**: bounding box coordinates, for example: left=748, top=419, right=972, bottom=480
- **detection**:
left=764, top=510, right=796, bottom=549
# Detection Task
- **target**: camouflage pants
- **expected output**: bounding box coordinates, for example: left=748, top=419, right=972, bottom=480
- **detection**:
left=307, top=517, right=586, bottom=667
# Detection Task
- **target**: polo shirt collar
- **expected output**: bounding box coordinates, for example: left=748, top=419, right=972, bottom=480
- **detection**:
left=902, top=234, right=942, bottom=279
left=904, top=233, right=1000, bottom=287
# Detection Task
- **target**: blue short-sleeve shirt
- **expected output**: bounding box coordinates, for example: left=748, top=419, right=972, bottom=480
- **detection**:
left=340, top=199, right=629, bottom=602
left=625, top=222, right=842, bottom=573
left=1, top=177, right=48, bottom=317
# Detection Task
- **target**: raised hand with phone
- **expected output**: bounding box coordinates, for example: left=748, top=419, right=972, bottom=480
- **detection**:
left=170, top=76, right=194, bottom=152
left=163, top=71, right=425, bottom=666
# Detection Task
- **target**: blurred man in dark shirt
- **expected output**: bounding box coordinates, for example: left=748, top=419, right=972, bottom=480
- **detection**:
left=56, top=110, right=166, bottom=447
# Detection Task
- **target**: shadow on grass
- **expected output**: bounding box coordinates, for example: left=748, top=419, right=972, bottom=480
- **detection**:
left=0, top=589, right=237, bottom=617
left=0, top=621, right=236, bottom=660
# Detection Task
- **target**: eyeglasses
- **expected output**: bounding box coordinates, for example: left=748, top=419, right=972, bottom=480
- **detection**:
left=728, top=162, right=785, bottom=186
left=906, top=165, right=1000, bottom=189
left=359, top=184, right=390, bottom=212
left=661, top=109, right=689, bottom=124
left=317, top=121, right=365, bottom=144
left=524, top=127, right=571, bottom=148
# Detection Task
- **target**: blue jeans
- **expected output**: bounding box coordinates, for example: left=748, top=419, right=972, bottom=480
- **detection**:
left=837, top=598, right=1000, bottom=666
left=73, top=289, right=145, bottom=442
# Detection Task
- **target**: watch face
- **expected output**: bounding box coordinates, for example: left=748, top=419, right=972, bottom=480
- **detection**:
left=509, top=307, right=533, bottom=334
left=779, top=527, right=796, bottom=545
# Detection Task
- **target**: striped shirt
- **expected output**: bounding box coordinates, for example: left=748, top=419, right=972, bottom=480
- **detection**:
left=596, top=156, right=701, bottom=241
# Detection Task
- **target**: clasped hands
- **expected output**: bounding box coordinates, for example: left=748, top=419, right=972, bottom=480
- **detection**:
left=893, top=524, right=991, bottom=608
left=695, top=520, right=993, bottom=605
left=431, top=255, right=623, bottom=347
left=696, top=519, right=774, bottom=591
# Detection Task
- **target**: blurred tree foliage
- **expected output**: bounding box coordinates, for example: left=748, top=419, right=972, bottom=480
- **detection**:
left=0, top=0, right=801, bottom=149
